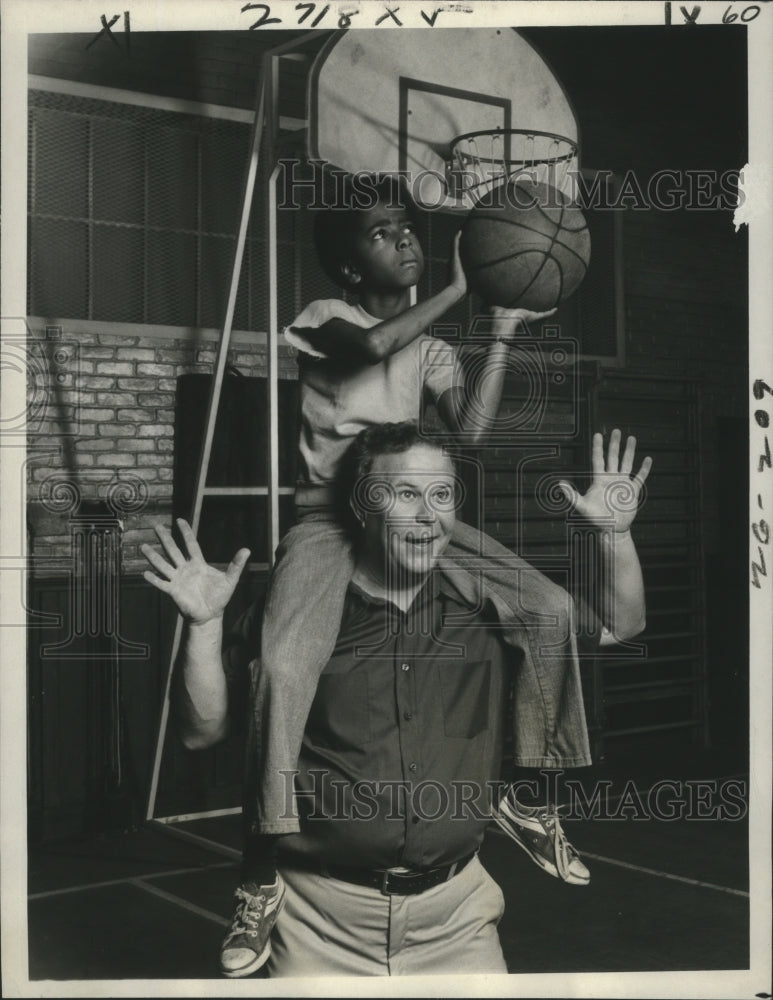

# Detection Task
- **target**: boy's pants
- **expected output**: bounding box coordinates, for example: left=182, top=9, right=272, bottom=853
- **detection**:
left=266, top=854, right=507, bottom=977
left=244, top=510, right=592, bottom=836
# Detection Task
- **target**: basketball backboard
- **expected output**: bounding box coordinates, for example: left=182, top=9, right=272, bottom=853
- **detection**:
left=308, top=28, right=579, bottom=211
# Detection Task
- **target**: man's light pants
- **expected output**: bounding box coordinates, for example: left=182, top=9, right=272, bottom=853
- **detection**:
left=267, top=855, right=507, bottom=977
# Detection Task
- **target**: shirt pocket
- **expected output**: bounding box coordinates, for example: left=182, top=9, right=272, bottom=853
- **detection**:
left=306, top=671, right=373, bottom=750
left=437, top=659, right=491, bottom=739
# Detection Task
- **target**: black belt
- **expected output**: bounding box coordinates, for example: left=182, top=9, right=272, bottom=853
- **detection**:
left=320, top=852, right=476, bottom=896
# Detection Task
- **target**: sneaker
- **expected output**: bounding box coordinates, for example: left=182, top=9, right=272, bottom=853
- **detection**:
left=493, top=790, right=590, bottom=886
left=219, top=875, right=286, bottom=978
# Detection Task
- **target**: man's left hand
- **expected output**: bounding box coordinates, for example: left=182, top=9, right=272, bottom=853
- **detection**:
left=558, top=429, right=652, bottom=534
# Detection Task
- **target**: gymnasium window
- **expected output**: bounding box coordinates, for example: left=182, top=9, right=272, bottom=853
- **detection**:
left=28, top=86, right=259, bottom=328
left=27, top=84, right=353, bottom=333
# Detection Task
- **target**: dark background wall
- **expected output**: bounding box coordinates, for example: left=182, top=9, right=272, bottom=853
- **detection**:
left=25, top=25, right=749, bottom=839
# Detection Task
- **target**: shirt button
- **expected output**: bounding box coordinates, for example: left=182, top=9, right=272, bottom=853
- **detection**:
left=401, top=663, right=410, bottom=672
left=412, top=816, right=420, bottom=824
left=409, top=762, right=417, bottom=772
left=403, top=711, right=413, bottom=721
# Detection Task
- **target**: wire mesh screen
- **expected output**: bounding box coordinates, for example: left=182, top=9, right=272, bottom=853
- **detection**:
left=28, top=90, right=254, bottom=328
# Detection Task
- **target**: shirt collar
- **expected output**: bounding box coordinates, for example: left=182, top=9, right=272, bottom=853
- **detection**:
left=352, top=302, right=380, bottom=327
left=347, top=567, right=472, bottom=614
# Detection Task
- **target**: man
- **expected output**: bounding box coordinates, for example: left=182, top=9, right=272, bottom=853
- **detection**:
left=142, top=421, right=650, bottom=976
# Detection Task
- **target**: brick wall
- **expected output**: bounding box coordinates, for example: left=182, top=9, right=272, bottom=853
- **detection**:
left=26, top=324, right=297, bottom=572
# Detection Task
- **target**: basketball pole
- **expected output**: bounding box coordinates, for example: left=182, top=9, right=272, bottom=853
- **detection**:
left=267, top=55, right=280, bottom=560
left=144, top=61, right=269, bottom=824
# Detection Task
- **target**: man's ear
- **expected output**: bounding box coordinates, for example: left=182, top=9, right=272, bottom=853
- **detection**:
left=341, top=262, right=361, bottom=285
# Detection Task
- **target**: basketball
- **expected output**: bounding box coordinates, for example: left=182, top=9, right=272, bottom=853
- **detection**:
left=459, top=178, right=591, bottom=310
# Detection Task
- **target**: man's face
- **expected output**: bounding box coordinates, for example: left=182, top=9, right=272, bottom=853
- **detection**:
left=346, top=199, right=425, bottom=291
left=356, top=444, right=457, bottom=584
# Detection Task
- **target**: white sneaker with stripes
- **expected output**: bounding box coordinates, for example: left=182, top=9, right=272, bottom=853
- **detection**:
left=493, top=790, right=590, bottom=886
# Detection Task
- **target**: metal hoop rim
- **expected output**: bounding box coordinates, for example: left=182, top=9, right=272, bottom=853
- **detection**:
left=451, top=127, right=577, bottom=150
left=447, top=128, right=579, bottom=205
left=456, top=150, right=578, bottom=170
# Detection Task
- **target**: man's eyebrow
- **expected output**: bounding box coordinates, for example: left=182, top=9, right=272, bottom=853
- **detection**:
left=389, top=478, right=454, bottom=489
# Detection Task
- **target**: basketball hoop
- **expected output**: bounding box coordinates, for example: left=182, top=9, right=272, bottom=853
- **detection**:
left=448, top=128, right=579, bottom=207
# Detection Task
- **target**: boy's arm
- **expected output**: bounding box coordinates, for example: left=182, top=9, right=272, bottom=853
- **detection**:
left=436, top=306, right=556, bottom=446
left=294, top=234, right=468, bottom=365
left=559, top=430, right=652, bottom=646
left=141, top=519, right=250, bottom=749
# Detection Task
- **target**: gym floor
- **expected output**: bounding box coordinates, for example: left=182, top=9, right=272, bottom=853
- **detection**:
left=28, top=747, right=749, bottom=982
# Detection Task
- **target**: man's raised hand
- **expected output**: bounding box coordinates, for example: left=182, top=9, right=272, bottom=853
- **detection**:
left=558, top=429, right=652, bottom=534
left=141, top=518, right=250, bottom=624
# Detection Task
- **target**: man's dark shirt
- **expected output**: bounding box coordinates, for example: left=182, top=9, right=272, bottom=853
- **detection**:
left=275, top=569, right=512, bottom=871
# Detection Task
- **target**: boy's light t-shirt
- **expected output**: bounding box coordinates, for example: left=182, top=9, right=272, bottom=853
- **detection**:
left=284, top=299, right=464, bottom=496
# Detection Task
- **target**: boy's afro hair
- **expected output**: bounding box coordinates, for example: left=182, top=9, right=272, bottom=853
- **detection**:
left=313, top=173, right=421, bottom=289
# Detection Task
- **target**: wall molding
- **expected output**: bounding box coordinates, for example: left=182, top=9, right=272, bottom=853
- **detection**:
left=26, top=316, right=272, bottom=347
left=28, top=74, right=305, bottom=131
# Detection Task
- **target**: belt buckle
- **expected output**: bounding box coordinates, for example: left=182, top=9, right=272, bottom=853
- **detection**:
left=380, top=865, right=452, bottom=895
left=380, top=869, right=398, bottom=896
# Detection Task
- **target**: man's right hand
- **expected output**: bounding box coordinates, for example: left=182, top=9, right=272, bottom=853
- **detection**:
left=141, top=518, right=250, bottom=624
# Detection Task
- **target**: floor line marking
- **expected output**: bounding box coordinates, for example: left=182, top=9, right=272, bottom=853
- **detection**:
left=28, top=860, right=235, bottom=900
left=577, top=851, right=749, bottom=898
left=130, top=878, right=230, bottom=926
left=488, top=825, right=749, bottom=898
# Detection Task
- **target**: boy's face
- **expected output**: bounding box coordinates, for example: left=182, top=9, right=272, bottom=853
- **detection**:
left=345, top=200, right=424, bottom=292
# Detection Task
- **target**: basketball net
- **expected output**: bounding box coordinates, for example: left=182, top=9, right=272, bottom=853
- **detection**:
left=448, top=129, right=579, bottom=208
